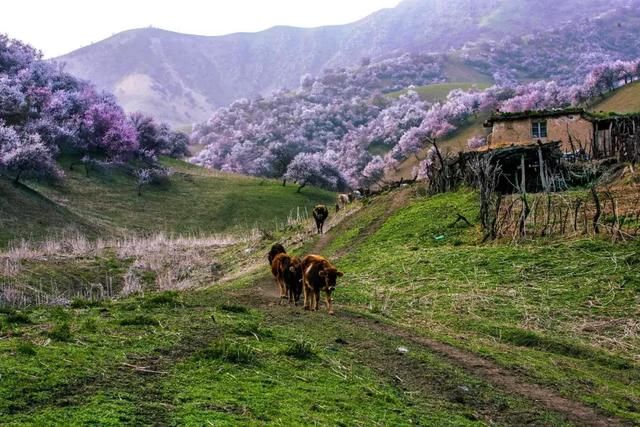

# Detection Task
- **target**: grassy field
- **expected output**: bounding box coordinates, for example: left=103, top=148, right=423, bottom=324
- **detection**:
left=0, top=157, right=335, bottom=247
left=0, top=283, right=570, bottom=425
left=388, top=82, right=492, bottom=103
left=591, top=81, right=640, bottom=113
left=328, top=189, right=640, bottom=423
left=2, top=186, right=638, bottom=424
left=441, top=56, right=494, bottom=85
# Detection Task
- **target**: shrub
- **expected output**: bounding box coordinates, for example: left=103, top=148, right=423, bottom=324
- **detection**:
left=80, top=317, right=99, bottom=333
left=233, top=320, right=273, bottom=338
left=144, top=291, right=180, bottom=307
left=283, top=339, right=317, bottom=360
left=118, top=315, right=159, bottom=327
left=71, top=298, right=102, bottom=309
left=6, top=312, right=31, bottom=324
left=48, top=322, right=72, bottom=341
left=16, top=341, right=37, bottom=356
left=198, top=339, right=257, bottom=365
left=219, top=304, right=249, bottom=314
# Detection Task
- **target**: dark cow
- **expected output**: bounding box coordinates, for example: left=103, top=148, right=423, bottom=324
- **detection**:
left=267, top=243, right=287, bottom=266
left=301, top=254, right=344, bottom=315
left=312, top=205, right=329, bottom=234
left=271, top=253, right=303, bottom=304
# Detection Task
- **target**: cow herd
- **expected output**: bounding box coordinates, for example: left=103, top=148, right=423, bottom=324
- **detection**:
left=267, top=204, right=344, bottom=314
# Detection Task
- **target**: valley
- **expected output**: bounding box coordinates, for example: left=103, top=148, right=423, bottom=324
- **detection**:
left=2, top=0, right=640, bottom=424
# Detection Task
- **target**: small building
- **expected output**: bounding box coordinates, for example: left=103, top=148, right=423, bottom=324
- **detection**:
left=484, top=108, right=640, bottom=162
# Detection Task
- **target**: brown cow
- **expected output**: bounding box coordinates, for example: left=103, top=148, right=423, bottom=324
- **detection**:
left=271, top=253, right=303, bottom=304
left=267, top=243, right=286, bottom=266
left=312, top=205, right=329, bottom=234
left=301, top=254, right=344, bottom=315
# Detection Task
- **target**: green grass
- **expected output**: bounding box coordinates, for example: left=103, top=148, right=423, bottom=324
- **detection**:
left=0, top=277, right=566, bottom=425
left=366, top=141, right=392, bottom=156
left=441, top=56, right=494, bottom=85
left=0, top=156, right=335, bottom=247
left=387, top=82, right=492, bottom=103
left=333, top=190, right=640, bottom=422
left=591, top=81, right=640, bottom=114
left=5, top=187, right=632, bottom=424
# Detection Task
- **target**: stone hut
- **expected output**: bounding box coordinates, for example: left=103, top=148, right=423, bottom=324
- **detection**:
left=484, top=108, right=640, bottom=162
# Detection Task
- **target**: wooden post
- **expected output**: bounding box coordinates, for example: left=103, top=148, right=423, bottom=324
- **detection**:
left=537, top=147, right=548, bottom=192
left=520, top=154, right=526, bottom=194
left=591, top=187, right=601, bottom=234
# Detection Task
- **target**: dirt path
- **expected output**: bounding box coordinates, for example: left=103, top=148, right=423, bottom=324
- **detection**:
left=340, top=312, right=625, bottom=427
left=312, top=188, right=412, bottom=256
left=252, top=188, right=626, bottom=427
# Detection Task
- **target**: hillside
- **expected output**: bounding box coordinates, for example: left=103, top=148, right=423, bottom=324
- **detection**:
left=54, top=0, right=629, bottom=124
left=388, top=79, right=640, bottom=182
left=388, top=82, right=492, bottom=103
left=389, top=114, right=489, bottom=181
left=0, top=159, right=335, bottom=247
left=2, top=187, right=638, bottom=424
left=591, top=81, right=640, bottom=113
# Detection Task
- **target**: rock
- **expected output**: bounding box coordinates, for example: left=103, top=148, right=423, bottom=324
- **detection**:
left=396, top=346, right=409, bottom=355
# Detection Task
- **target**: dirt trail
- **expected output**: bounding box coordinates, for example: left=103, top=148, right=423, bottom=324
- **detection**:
left=312, top=188, right=412, bottom=256
left=252, top=188, right=627, bottom=427
left=340, top=312, right=624, bottom=427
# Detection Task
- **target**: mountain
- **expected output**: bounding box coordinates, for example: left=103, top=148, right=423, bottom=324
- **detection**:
left=55, top=0, right=633, bottom=125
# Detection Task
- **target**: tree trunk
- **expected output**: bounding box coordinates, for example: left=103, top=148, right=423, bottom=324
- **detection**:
left=13, top=169, right=23, bottom=184
left=297, top=182, right=306, bottom=193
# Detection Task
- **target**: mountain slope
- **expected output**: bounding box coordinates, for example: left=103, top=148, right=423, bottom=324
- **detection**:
left=592, top=81, right=640, bottom=113
left=55, top=0, right=630, bottom=125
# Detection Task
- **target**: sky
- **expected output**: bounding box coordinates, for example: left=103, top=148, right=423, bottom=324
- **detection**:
left=1, top=0, right=401, bottom=58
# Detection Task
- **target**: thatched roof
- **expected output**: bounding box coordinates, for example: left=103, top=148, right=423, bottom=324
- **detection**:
left=485, top=107, right=640, bottom=127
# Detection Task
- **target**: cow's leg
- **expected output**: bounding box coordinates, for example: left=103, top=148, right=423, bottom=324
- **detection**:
left=325, top=291, right=334, bottom=315
left=274, top=277, right=281, bottom=303
left=313, top=289, right=321, bottom=311
left=277, top=277, right=287, bottom=304
left=288, top=283, right=294, bottom=304
left=295, top=283, right=302, bottom=306
left=303, top=283, right=311, bottom=311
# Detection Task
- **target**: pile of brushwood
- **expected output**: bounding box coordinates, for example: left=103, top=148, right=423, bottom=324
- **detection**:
left=424, top=141, right=639, bottom=241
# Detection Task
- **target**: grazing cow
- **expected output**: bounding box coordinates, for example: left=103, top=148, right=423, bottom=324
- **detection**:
left=271, top=253, right=303, bottom=304
left=301, top=254, right=344, bottom=315
left=267, top=243, right=287, bottom=266
left=337, top=193, right=350, bottom=211
left=312, top=205, right=329, bottom=234
left=350, top=190, right=362, bottom=201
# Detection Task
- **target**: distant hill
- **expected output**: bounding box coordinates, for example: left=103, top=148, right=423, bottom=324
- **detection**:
left=54, top=0, right=630, bottom=125
left=0, top=159, right=334, bottom=246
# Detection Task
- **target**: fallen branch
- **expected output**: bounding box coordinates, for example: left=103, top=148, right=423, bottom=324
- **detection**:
left=449, top=213, right=472, bottom=227
left=121, top=363, right=168, bottom=375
